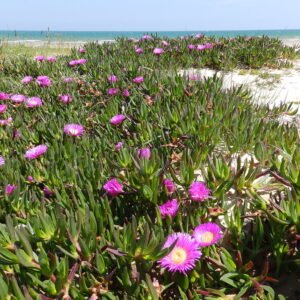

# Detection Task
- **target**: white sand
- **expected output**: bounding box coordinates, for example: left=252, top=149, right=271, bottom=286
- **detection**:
left=180, top=59, right=300, bottom=111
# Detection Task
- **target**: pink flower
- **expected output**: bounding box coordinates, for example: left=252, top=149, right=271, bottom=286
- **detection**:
left=77, top=58, right=87, bottom=65
left=27, top=176, right=34, bottom=182
left=35, top=55, right=45, bottom=61
left=110, top=114, right=126, bottom=125
left=59, top=94, right=72, bottom=104
left=47, top=56, right=56, bottom=62
left=135, top=47, right=143, bottom=54
left=193, top=223, right=222, bottom=247
left=138, top=147, right=151, bottom=159
left=0, top=104, right=7, bottom=113
left=43, top=187, right=54, bottom=197
left=69, top=59, right=87, bottom=66
left=0, top=117, right=13, bottom=126
left=10, top=94, right=26, bottom=103
left=24, top=145, right=48, bottom=160
left=197, top=44, right=206, bottom=51
left=162, top=40, right=169, bottom=46
left=79, top=47, right=86, bottom=53
left=142, top=35, right=153, bottom=40
left=21, top=76, right=33, bottom=85
left=188, top=74, right=201, bottom=81
left=36, top=76, right=52, bottom=87
left=153, top=48, right=164, bottom=55
left=103, top=178, right=123, bottom=197
left=0, top=92, right=9, bottom=101
left=63, top=123, right=85, bottom=136
left=12, top=128, right=21, bottom=140
left=5, top=184, right=17, bottom=195
left=123, top=89, right=130, bottom=97
left=108, top=75, right=118, bottom=83
left=115, top=142, right=123, bottom=151
left=195, top=33, right=203, bottom=39
left=164, top=179, right=176, bottom=194
left=133, top=76, right=144, bottom=84
left=69, top=60, right=77, bottom=66
left=188, top=182, right=210, bottom=202
left=205, top=43, right=213, bottom=49
left=188, top=44, right=196, bottom=50
left=107, top=88, right=119, bottom=95
left=159, top=199, right=179, bottom=218
left=159, top=233, right=202, bottom=274
left=0, top=156, right=5, bottom=166
left=25, top=97, right=43, bottom=108
left=63, top=77, right=74, bottom=83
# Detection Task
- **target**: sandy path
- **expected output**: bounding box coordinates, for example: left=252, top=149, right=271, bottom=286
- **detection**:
left=179, top=59, right=300, bottom=117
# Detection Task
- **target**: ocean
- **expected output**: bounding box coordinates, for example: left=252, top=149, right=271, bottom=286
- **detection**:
left=1, top=30, right=300, bottom=42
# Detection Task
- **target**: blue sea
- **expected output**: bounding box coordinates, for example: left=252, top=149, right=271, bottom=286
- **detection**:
left=0, top=30, right=300, bottom=41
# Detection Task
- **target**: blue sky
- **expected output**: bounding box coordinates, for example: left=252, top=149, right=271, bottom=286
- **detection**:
left=1, top=0, right=299, bottom=31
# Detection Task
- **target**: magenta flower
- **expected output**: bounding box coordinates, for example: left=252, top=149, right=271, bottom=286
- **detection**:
left=195, top=33, right=203, bottom=39
left=115, top=142, right=123, bottom=151
left=0, top=92, right=9, bottom=101
left=188, top=182, right=210, bottom=202
left=35, top=55, right=45, bottom=61
left=59, top=94, right=72, bottom=104
left=205, top=43, right=213, bottom=49
left=24, top=145, right=48, bottom=160
left=10, top=94, right=26, bottom=103
left=0, top=104, right=7, bottom=113
left=47, top=56, right=56, bottom=62
left=159, top=233, right=202, bottom=274
left=77, top=58, right=87, bottom=65
left=162, top=40, right=169, bottom=46
left=12, top=128, right=21, bottom=140
left=110, top=114, right=126, bottom=126
left=123, top=89, right=130, bottom=97
left=188, top=74, right=201, bottom=81
left=197, top=44, right=206, bottom=51
left=133, top=76, right=144, bottom=84
left=159, top=199, right=179, bottom=218
left=5, top=184, right=17, bottom=196
left=153, top=48, right=164, bottom=55
left=164, top=179, right=176, bottom=194
left=188, top=44, right=196, bottom=50
left=69, top=60, right=78, bottom=67
left=135, top=47, right=143, bottom=54
left=25, top=97, right=43, bottom=108
left=193, top=223, right=222, bottom=247
left=69, top=59, right=86, bottom=66
left=103, top=178, right=123, bottom=197
left=43, top=187, right=54, bottom=197
left=0, top=117, right=13, bottom=126
left=21, top=76, right=33, bottom=85
left=63, top=77, right=74, bottom=83
left=79, top=47, right=86, bottom=53
left=142, top=35, right=153, bottom=40
left=0, top=156, right=5, bottom=166
left=138, top=147, right=151, bottom=159
left=108, top=75, right=118, bottom=83
left=108, top=88, right=119, bottom=95
left=63, top=123, right=85, bottom=137
left=27, top=176, right=34, bottom=182
left=36, top=76, right=52, bottom=87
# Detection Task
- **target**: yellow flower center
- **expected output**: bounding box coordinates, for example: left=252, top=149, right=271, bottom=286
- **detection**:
left=170, top=247, right=187, bottom=265
left=200, top=232, right=214, bottom=243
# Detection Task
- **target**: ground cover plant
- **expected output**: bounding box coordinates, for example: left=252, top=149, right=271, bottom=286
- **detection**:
left=0, top=34, right=299, bottom=299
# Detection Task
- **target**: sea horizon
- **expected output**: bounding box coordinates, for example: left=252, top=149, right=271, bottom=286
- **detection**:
left=1, top=29, right=300, bottom=42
